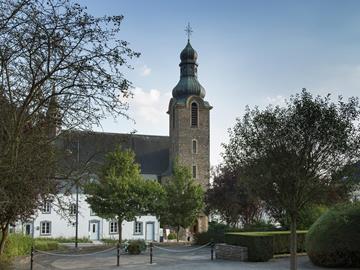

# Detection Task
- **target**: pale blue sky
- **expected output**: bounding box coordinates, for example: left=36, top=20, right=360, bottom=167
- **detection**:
left=79, top=0, right=360, bottom=166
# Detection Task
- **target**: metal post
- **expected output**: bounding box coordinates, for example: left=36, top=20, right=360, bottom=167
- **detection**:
left=117, top=243, right=120, bottom=267
left=150, top=242, right=153, bottom=264
left=211, top=241, right=214, bottom=261
left=30, top=245, right=34, bottom=270
left=75, top=183, right=79, bottom=249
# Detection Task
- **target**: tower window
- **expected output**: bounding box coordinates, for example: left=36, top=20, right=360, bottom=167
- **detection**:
left=192, top=165, right=197, bottom=178
left=192, top=140, right=197, bottom=154
left=191, top=102, right=198, bottom=127
left=172, top=107, right=176, bottom=129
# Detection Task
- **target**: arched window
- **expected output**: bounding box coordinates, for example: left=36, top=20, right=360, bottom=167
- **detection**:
left=192, top=139, right=197, bottom=154
left=191, top=102, right=198, bottom=127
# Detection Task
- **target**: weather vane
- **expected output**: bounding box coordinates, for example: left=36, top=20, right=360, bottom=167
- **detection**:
left=185, top=22, right=193, bottom=41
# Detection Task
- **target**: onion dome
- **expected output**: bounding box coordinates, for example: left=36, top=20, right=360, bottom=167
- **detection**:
left=172, top=40, right=206, bottom=99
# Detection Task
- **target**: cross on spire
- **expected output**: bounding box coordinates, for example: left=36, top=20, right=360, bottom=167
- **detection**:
left=185, top=22, right=193, bottom=41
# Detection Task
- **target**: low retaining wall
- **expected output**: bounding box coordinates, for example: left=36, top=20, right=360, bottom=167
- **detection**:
left=215, top=243, right=248, bottom=261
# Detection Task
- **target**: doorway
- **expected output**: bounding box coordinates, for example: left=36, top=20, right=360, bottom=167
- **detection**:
left=89, top=221, right=99, bottom=240
left=145, top=222, right=155, bottom=241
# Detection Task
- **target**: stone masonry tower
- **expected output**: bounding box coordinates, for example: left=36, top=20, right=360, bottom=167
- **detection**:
left=168, top=34, right=212, bottom=233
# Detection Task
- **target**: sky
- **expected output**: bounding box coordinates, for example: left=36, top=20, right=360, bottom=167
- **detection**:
left=79, top=0, right=360, bottom=166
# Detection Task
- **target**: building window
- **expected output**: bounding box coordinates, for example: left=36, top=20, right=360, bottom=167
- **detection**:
left=41, top=201, right=51, bottom=214
left=192, top=139, right=197, bottom=154
left=40, top=221, right=51, bottom=235
left=70, top=204, right=77, bottom=215
left=109, top=221, right=118, bottom=234
left=191, top=102, right=198, bottom=127
left=192, top=165, right=197, bottom=178
left=172, top=107, right=176, bottom=129
left=134, top=221, right=143, bottom=235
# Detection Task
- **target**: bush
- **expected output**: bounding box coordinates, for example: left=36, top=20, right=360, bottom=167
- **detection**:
left=3, top=234, right=32, bottom=257
left=225, top=232, right=273, bottom=262
left=34, top=240, right=58, bottom=251
left=167, top=232, right=177, bottom=240
left=194, top=222, right=239, bottom=244
left=306, top=202, right=360, bottom=268
left=126, top=240, right=146, bottom=255
left=35, top=237, right=91, bottom=243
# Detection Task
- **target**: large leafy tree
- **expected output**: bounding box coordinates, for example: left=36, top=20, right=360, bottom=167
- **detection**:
left=0, top=0, right=139, bottom=254
left=162, top=162, right=204, bottom=242
left=206, top=165, right=262, bottom=227
left=223, top=89, right=360, bottom=270
left=85, top=147, right=165, bottom=245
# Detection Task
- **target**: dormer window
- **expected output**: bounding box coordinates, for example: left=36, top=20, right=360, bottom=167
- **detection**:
left=191, top=102, right=198, bottom=127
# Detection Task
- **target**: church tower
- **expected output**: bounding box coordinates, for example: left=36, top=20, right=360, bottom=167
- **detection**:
left=168, top=28, right=212, bottom=233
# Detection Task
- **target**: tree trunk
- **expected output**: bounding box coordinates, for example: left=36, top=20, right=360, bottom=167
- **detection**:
left=290, top=215, right=298, bottom=270
left=176, top=225, right=180, bottom=243
left=117, top=218, right=122, bottom=246
left=0, top=223, right=9, bottom=255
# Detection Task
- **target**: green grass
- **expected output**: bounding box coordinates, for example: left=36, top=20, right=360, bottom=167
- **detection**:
left=35, top=237, right=92, bottom=243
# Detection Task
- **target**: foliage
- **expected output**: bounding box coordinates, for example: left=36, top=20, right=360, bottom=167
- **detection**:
left=161, top=161, right=204, bottom=242
left=126, top=240, right=146, bottom=254
left=0, top=234, right=59, bottom=259
left=35, top=237, right=91, bottom=243
left=225, top=232, right=273, bottom=262
left=206, top=165, right=263, bottom=227
left=0, top=0, right=138, bottom=255
left=306, top=202, right=360, bottom=267
left=222, top=89, right=360, bottom=269
left=167, top=233, right=177, bottom=240
left=85, top=146, right=165, bottom=244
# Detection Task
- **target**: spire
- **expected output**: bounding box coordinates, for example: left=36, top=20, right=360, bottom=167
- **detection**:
left=46, top=83, right=61, bottom=137
left=172, top=24, right=205, bottom=99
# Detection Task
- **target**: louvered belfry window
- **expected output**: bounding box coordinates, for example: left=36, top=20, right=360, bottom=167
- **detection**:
left=191, top=102, right=198, bottom=127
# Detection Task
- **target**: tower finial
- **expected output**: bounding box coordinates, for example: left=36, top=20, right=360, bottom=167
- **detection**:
left=185, top=22, right=193, bottom=42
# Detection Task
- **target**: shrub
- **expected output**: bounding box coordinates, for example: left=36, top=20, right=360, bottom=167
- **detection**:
left=167, top=232, right=177, bottom=240
left=306, top=202, right=360, bottom=268
left=34, top=240, right=58, bottom=251
left=101, top=238, right=118, bottom=245
left=225, top=232, right=273, bottom=262
left=3, top=234, right=32, bottom=257
left=127, top=240, right=146, bottom=254
left=35, top=237, right=91, bottom=243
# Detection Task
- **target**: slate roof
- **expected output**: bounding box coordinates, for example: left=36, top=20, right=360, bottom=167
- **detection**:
left=59, top=130, right=170, bottom=176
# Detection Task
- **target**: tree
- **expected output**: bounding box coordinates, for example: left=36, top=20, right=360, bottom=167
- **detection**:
left=206, top=165, right=262, bottom=227
left=85, top=147, right=165, bottom=245
left=222, top=89, right=360, bottom=270
left=162, top=162, right=204, bottom=242
left=0, top=0, right=139, bottom=254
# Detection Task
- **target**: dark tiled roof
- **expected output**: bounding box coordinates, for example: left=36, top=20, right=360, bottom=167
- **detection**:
left=60, top=131, right=170, bottom=176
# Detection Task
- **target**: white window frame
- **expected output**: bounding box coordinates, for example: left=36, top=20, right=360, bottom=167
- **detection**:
left=109, top=220, right=118, bottom=234
left=41, top=201, right=51, bottom=214
left=134, top=221, right=143, bottom=235
left=40, top=221, right=51, bottom=235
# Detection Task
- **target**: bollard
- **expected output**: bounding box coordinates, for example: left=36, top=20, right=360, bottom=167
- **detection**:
left=30, top=245, right=34, bottom=270
left=150, top=242, right=153, bottom=264
left=116, top=243, right=120, bottom=267
left=211, top=241, right=214, bottom=261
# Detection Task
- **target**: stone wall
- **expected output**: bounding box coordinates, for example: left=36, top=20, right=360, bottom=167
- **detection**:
left=215, top=244, right=248, bottom=261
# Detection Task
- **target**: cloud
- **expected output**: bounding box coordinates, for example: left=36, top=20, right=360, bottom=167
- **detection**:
left=265, top=95, right=286, bottom=106
left=140, top=65, right=151, bottom=77
left=129, top=87, right=171, bottom=124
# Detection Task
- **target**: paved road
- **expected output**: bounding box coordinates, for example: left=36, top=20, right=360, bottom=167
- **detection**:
left=13, top=245, right=348, bottom=270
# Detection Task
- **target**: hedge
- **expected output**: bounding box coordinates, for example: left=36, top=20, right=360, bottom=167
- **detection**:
left=306, top=203, right=360, bottom=268
left=225, top=232, right=273, bottom=262
left=225, top=231, right=307, bottom=261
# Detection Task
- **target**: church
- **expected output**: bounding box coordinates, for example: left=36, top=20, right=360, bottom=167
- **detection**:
left=25, top=36, right=212, bottom=242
